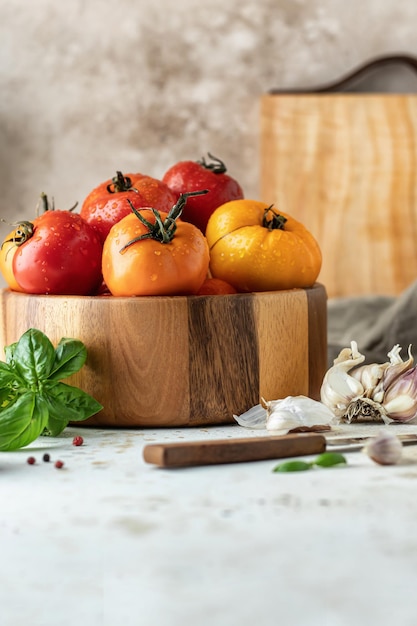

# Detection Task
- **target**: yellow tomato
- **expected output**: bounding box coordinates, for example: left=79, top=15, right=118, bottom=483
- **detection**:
left=205, top=199, right=322, bottom=292
left=0, top=226, right=30, bottom=292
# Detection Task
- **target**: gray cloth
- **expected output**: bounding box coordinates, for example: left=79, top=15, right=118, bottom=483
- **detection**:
left=327, top=280, right=417, bottom=366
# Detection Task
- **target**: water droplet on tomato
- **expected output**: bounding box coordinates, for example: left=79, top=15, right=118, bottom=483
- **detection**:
left=154, top=250, right=161, bottom=256
left=150, top=274, right=158, bottom=282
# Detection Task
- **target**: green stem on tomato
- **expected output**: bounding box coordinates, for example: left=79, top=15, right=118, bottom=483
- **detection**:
left=262, top=206, right=287, bottom=231
left=119, top=189, right=209, bottom=252
left=196, top=153, right=227, bottom=174
left=106, top=171, right=138, bottom=194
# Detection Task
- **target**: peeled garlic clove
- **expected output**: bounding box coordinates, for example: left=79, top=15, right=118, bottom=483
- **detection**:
left=265, top=395, right=335, bottom=434
left=364, top=431, right=403, bottom=465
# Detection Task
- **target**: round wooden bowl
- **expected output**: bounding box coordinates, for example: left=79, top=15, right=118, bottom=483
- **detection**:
left=0, top=284, right=327, bottom=427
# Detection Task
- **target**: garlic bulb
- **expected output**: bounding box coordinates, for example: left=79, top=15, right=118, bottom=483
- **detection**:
left=321, top=342, right=417, bottom=424
left=364, top=431, right=403, bottom=465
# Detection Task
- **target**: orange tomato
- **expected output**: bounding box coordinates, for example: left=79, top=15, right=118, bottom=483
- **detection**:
left=205, top=199, right=322, bottom=292
left=197, top=277, right=238, bottom=295
left=102, top=206, right=209, bottom=297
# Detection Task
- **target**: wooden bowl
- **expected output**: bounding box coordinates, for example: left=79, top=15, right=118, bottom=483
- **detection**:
left=0, top=284, right=327, bottom=427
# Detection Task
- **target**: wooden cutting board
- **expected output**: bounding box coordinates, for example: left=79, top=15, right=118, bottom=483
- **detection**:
left=260, top=55, right=417, bottom=298
left=0, top=285, right=327, bottom=427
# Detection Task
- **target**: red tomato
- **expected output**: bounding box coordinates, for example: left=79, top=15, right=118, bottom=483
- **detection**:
left=12, top=210, right=103, bottom=295
left=162, top=153, right=244, bottom=233
left=80, top=171, right=178, bottom=243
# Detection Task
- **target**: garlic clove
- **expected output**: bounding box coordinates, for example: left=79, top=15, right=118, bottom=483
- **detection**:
left=350, top=362, right=388, bottom=398
left=377, top=344, right=414, bottom=397
left=320, top=341, right=365, bottom=417
left=364, top=431, right=403, bottom=465
left=382, top=365, right=417, bottom=422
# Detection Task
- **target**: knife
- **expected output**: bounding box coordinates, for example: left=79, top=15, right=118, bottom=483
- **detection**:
left=143, top=433, right=326, bottom=468
left=143, top=432, right=417, bottom=468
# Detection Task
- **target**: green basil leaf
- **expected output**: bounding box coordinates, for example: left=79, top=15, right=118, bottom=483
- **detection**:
left=312, top=452, right=347, bottom=468
left=0, top=392, right=48, bottom=451
left=0, top=361, right=17, bottom=387
left=273, top=460, right=313, bottom=473
left=12, top=329, right=55, bottom=384
left=48, top=338, right=87, bottom=381
left=4, top=341, right=17, bottom=365
left=43, top=381, right=102, bottom=430
left=0, top=387, right=18, bottom=408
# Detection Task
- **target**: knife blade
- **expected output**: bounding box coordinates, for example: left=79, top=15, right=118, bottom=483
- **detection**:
left=326, top=433, right=417, bottom=453
left=143, top=432, right=326, bottom=468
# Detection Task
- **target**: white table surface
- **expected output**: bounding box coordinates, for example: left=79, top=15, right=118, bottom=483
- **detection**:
left=1, top=421, right=417, bottom=626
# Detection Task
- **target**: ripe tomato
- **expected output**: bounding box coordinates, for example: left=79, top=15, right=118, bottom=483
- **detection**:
left=0, top=222, right=34, bottom=291
left=12, top=209, right=103, bottom=295
left=102, top=192, right=210, bottom=296
left=162, top=153, right=244, bottom=233
left=206, top=200, right=322, bottom=292
left=196, top=277, right=238, bottom=295
left=81, top=171, right=178, bottom=243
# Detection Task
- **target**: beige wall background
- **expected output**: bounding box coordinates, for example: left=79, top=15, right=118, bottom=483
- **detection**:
left=1, top=0, right=417, bottom=251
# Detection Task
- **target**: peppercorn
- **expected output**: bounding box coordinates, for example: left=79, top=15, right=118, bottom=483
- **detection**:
left=54, top=460, right=64, bottom=469
left=72, top=435, right=84, bottom=447
left=43, top=453, right=50, bottom=462
left=27, top=456, right=36, bottom=465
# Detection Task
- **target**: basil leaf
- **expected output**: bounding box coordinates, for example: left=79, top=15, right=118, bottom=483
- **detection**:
left=0, top=329, right=102, bottom=450
left=4, top=341, right=17, bottom=365
left=48, top=338, right=87, bottom=381
left=273, top=460, right=313, bottom=473
left=43, top=381, right=102, bottom=433
left=312, top=452, right=347, bottom=468
left=0, top=361, right=17, bottom=387
left=0, top=392, right=48, bottom=451
left=12, top=329, right=55, bottom=384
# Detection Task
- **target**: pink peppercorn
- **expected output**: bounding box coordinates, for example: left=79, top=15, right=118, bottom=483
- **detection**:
left=72, top=436, right=84, bottom=447
left=54, top=460, right=64, bottom=469
left=27, top=456, right=36, bottom=465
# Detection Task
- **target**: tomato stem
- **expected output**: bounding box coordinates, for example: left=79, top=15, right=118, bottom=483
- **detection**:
left=262, top=206, right=287, bottom=231
left=106, top=171, right=138, bottom=194
left=196, top=153, right=227, bottom=174
left=120, top=189, right=209, bottom=252
left=1, top=221, right=34, bottom=251
left=37, top=193, right=78, bottom=213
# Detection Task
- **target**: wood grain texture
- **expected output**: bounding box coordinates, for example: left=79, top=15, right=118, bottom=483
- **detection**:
left=143, top=433, right=327, bottom=467
left=260, top=94, right=417, bottom=298
left=0, top=285, right=327, bottom=427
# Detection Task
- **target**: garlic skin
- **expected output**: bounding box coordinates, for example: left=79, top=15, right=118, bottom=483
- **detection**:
left=233, top=404, right=267, bottom=429
left=234, top=395, right=335, bottom=433
left=265, top=395, right=335, bottom=434
left=364, top=431, right=403, bottom=465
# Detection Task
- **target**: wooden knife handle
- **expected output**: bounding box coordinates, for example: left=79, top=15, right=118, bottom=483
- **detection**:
left=143, top=433, right=326, bottom=468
